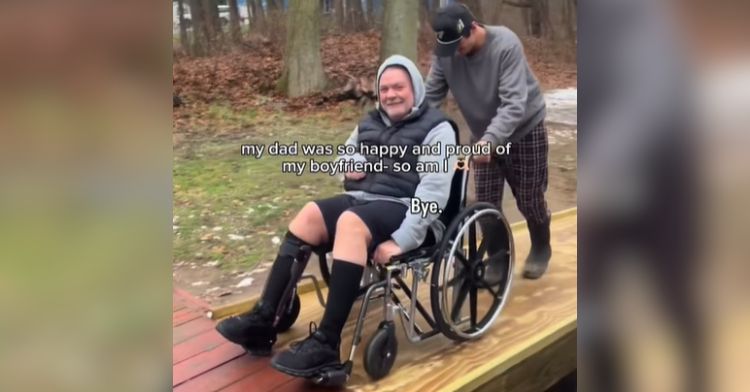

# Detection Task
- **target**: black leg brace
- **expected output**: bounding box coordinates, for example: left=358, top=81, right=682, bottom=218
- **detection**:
left=260, top=232, right=311, bottom=310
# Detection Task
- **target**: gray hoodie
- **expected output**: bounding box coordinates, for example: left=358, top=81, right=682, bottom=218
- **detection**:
left=425, top=26, right=546, bottom=145
left=337, top=55, right=458, bottom=252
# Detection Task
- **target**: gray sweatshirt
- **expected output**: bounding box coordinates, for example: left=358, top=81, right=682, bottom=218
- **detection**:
left=336, top=55, right=458, bottom=252
left=425, top=26, right=546, bottom=145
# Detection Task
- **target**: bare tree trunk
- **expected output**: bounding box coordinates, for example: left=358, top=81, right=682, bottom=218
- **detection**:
left=201, top=0, right=224, bottom=50
left=177, top=0, right=190, bottom=53
left=529, top=2, right=541, bottom=37
left=355, top=0, right=370, bottom=25
left=380, top=0, right=418, bottom=64
left=278, top=0, right=327, bottom=97
left=203, top=0, right=221, bottom=35
left=266, top=0, right=285, bottom=40
left=347, top=0, right=366, bottom=31
left=371, top=0, right=384, bottom=26
left=367, top=0, right=375, bottom=26
left=342, top=0, right=349, bottom=30
left=252, top=0, right=267, bottom=34
left=334, top=0, right=345, bottom=31
left=462, top=0, right=484, bottom=22
left=562, top=0, right=576, bottom=42
left=268, top=0, right=283, bottom=11
left=247, top=0, right=254, bottom=19
left=228, top=0, right=242, bottom=44
left=188, top=0, right=208, bottom=55
left=503, top=0, right=552, bottom=38
left=246, top=0, right=255, bottom=36
left=481, top=0, right=503, bottom=24
left=356, top=0, right=367, bottom=28
left=535, top=0, right=553, bottom=38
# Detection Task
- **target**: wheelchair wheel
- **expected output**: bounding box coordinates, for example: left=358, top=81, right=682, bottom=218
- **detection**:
left=276, top=293, right=300, bottom=332
left=363, top=321, right=398, bottom=380
left=430, top=202, right=514, bottom=341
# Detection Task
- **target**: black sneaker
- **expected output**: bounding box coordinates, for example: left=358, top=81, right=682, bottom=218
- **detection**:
left=215, top=301, right=277, bottom=356
left=270, top=322, right=340, bottom=378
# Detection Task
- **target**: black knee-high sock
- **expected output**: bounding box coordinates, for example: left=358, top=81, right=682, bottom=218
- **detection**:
left=318, top=259, right=364, bottom=346
left=260, top=231, right=307, bottom=309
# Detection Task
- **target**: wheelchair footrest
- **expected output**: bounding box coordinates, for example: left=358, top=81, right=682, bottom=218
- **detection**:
left=309, top=361, right=351, bottom=387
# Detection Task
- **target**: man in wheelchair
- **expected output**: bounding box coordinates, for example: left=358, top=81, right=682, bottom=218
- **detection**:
left=216, top=55, right=458, bottom=378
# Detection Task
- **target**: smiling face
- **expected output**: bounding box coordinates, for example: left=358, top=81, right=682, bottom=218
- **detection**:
left=378, top=67, right=415, bottom=122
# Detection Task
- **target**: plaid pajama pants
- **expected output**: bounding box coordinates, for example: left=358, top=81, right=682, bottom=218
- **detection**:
left=474, top=120, right=551, bottom=224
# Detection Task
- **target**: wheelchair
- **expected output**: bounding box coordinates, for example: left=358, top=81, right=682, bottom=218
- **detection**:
left=269, top=156, right=515, bottom=386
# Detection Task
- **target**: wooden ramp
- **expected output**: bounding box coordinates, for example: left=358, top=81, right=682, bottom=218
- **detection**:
left=173, top=209, right=577, bottom=392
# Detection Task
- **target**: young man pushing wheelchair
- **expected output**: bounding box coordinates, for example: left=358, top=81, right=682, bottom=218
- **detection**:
left=216, top=55, right=459, bottom=379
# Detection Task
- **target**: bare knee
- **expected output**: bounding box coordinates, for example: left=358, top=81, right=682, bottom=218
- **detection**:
left=332, top=211, right=371, bottom=265
left=335, top=211, right=371, bottom=242
left=289, top=201, right=327, bottom=244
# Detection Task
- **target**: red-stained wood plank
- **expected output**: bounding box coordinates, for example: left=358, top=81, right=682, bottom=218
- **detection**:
left=272, top=377, right=351, bottom=392
left=173, top=308, right=205, bottom=327
left=173, top=354, right=269, bottom=392
left=174, top=287, right=212, bottom=310
left=173, top=294, right=189, bottom=310
left=173, top=342, right=247, bottom=386
left=219, top=365, right=295, bottom=392
left=174, top=317, right=216, bottom=345
left=173, top=329, right=229, bottom=364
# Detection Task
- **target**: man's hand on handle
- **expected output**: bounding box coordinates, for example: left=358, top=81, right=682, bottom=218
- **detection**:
left=345, top=171, right=366, bottom=181
left=471, top=140, right=492, bottom=164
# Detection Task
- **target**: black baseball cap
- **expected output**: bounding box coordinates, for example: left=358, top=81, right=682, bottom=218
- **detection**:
left=431, top=3, right=476, bottom=57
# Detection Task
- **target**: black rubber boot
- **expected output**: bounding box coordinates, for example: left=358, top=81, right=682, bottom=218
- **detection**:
left=215, top=301, right=277, bottom=356
left=480, top=216, right=510, bottom=286
left=522, top=218, right=552, bottom=279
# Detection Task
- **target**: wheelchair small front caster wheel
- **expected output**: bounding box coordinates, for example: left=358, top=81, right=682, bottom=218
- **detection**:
left=364, top=321, right=398, bottom=380
left=275, top=294, right=300, bottom=333
left=311, top=365, right=349, bottom=387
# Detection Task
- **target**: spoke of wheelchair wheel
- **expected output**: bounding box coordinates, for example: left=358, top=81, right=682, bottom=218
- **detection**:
left=451, top=279, right=470, bottom=323
left=469, top=285, right=478, bottom=328
left=445, top=269, right=466, bottom=288
left=477, top=238, right=488, bottom=261
left=478, top=279, right=500, bottom=297
left=468, top=223, right=477, bottom=261
left=454, top=249, right=472, bottom=270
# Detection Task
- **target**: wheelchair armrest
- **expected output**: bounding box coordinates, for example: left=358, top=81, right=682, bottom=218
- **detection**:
left=388, top=247, right=431, bottom=264
left=386, top=223, right=442, bottom=264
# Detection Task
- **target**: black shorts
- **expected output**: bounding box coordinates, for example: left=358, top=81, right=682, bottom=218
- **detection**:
left=314, top=194, right=408, bottom=255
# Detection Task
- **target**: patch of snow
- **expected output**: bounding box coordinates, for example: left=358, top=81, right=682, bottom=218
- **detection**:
left=235, top=277, right=254, bottom=288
